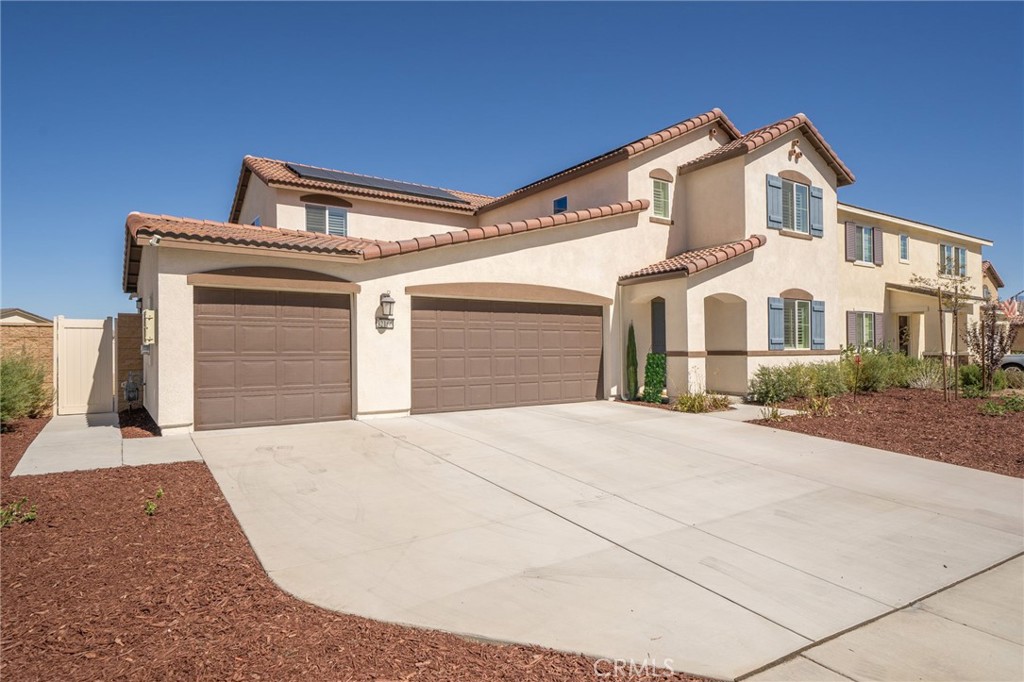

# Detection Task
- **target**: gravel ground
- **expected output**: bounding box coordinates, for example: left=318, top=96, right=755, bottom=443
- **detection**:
left=751, top=388, right=1024, bottom=478
left=118, top=409, right=161, bottom=439
left=1, top=420, right=709, bottom=682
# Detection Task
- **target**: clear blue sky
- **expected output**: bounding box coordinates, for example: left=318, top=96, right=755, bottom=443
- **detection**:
left=2, top=2, right=1022, bottom=319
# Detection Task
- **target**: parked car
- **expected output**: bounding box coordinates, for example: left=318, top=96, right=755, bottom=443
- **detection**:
left=999, top=353, right=1024, bottom=373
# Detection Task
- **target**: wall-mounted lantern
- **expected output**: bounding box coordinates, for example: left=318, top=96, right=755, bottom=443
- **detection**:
left=376, top=292, right=396, bottom=330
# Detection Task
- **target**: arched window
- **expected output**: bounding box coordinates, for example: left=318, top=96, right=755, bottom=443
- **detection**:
left=651, top=297, right=666, bottom=353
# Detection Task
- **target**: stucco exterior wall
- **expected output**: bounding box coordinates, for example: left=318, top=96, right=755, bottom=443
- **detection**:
left=237, top=175, right=278, bottom=227
left=144, top=208, right=665, bottom=430
left=680, top=157, right=747, bottom=252
left=274, top=189, right=476, bottom=238
left=137, top=245, right=161, bottom=423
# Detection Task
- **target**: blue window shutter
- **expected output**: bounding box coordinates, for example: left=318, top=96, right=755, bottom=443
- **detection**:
left=811, top=300, right=825, bottom=350
left=809, top=186, right=824, bottom=237
left=768, top=297, right=785, bottom=350
left=766, top=175, right=783, bottom=229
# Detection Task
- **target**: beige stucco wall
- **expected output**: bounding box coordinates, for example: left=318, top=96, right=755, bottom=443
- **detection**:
left=236, top=175, right=278, bottom=227
left=136, top=245, right=161, bottom=423
left=275, top=189, right=476, bottom=238
left=679, top=156, right=747, bottom=252
left=141, top=207, right=668, bottom=430
left=1, top=312, right=48, bottom=325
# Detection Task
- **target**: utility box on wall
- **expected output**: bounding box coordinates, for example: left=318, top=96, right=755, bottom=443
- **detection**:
left=142, top=309, right=156, bottom=346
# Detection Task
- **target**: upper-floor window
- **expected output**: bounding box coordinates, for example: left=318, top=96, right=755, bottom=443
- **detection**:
left=767, top=174, right=822, bottom=236
left=782, top=180, right=809, bottom=233
left=899, top=234, right=910, bottom=262
left=856, top=225, right=874, bottom=263
left=983, top=285, right=992, bottom=301
left=652, top=179, right=670, bottom=219
left=553, top=196, right=568, bottom=214
left=306, top=204, right=347, bottom=236
left=939, top=243, right=966, bottom=277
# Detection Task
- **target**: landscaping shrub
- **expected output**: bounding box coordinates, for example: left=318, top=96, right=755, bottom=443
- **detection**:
left=0, top=353, right=52, bottom=428
left=806, top=362, right=847, bottom=397
left=1006, top=369, right=1024, bottom=390
left=991, top=369, right=1008, bottom=391
left=907, top=359, right=946, bottom=390
left=748, top=364, right=803, bottom=404
left=842, top=352, right=891, bottom=393
left=674, top=391, right=731, bottom=413
left=960, top=364, right=983, bottom=392
left=641, top=353, right=666, bottom=403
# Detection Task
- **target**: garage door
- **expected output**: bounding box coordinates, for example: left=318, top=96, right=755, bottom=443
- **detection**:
left=411, top=298, right=603, bottom=414
left=194, top=288, right=351, bottom=430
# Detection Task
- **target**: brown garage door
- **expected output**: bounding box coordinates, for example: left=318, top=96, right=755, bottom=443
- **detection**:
left=193, top=288, right=351, bottom=430
left=411, top=298, right=603, bottom=414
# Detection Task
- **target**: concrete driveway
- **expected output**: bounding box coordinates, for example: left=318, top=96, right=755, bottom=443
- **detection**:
left=192, top=402, right=1023, bottom=681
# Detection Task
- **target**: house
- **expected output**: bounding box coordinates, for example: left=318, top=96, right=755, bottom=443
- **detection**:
left=122, top=109, right=993, bottom=433
left=1, top=307, right=51, bottom=325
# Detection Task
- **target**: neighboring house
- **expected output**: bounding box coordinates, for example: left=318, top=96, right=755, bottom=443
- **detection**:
left=1, top=307, right=51, bottom=325
left=122, top=108, right=994, bottom=433
left=982, top=260, right=1005, bottom=302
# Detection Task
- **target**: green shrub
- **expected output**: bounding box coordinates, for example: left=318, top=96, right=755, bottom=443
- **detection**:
left=980, top=400, right=1007, bottom=417
left=0, top=498, right=37, bottom=528
left=748, top=364, right=802, bottom=404
left=0, top=353, right=52, bottom=427
left=674, top=391, right=731, bottom=413
left=992, top=369, right=1008, bottom=391
left=641, top=353, right=666, bottom=403
left=960, top=364, right=983, bottom=391
left=1005, top=369, right=1024, bottom=390
left=1003, top=395, right=1024, bottom=413
left=907, top=359, right=945, bottom=390
left=806, top=362, right=847, bottom=397
left=842, top=352, right=892, bottom=393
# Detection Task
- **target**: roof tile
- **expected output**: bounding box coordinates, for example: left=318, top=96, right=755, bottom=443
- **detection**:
left=621, top=234, right=768, bottom=281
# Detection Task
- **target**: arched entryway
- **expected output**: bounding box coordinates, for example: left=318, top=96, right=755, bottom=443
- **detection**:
left=704, top=293, right=747, bottom=394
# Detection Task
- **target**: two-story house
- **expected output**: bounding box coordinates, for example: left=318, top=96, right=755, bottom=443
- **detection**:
left=122, top=108, right=993, bottom=433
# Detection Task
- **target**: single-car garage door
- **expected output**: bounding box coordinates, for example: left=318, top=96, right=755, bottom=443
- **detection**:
left=411, top=298, right=603, bottom=414
left=194, top=288, right=351, bottom=430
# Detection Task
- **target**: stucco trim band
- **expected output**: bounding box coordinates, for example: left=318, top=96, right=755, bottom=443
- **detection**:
left=405, top=283, right=611, bottom=306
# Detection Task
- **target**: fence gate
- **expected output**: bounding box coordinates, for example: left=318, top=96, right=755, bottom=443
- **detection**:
left=55, top=316, right=115, bottom=415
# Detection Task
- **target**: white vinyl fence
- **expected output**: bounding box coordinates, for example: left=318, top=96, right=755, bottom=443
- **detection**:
left=54, top=316, right=115, bottom=415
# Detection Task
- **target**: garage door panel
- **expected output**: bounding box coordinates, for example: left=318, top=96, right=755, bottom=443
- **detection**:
left=492, top=328, right=516, bottom=350
left=411, top=327, right=437, bottom=351
left=467, top=356, right=492, bottom=378
left=493, top=356, right=516, bottom=378
left=239, top=325, right=277, bottom=353
left=195, top=324, right=236, bottom=354
left=440, top=385, right=466, bottom=409
left=518, top=382, right=540, bottom=403
left=194, top=288, right=351, bottom=430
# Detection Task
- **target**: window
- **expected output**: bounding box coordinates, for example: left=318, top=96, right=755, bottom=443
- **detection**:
left=899, top=234, right=910, bottom=262
left=781, top=179, right=810, bottom=233
left=553, top=196, right=568, bottom=214
left=853, top=312, right=875, bottom=347
left=784, top=299, right=811, bottom=350
left=652, top=179, right=670, bottom=219
left=983, top=285, right=992, bottom=301
left=939, top=243, right=967, bottom=276
left=856, top=225, right=874, bottom=263
left=306, top=204, right=347, bottom=236
left=651, top=298, right=666, bottom=354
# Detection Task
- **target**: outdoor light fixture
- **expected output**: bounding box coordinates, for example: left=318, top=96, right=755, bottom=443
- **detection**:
left=376, top=292, right=396, bottom=330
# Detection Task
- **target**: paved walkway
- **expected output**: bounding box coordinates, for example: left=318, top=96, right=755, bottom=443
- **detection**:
left=192, top=401, right=1023, bottom=681
left=750, top=556, right=1023, bottom=681
left=11, top=413, right=202, bottom=476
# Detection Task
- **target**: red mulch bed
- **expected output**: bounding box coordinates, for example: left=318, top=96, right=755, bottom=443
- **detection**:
left=752, top=388, right=1024, bottom=478
left=1, top=430, right=708, bottom=681
left=1, top=416, right=50, bottom=478
left=118, top=408, right=161, bottom=439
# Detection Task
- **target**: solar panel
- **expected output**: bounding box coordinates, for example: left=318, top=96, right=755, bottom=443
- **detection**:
left=286, top=163, right=469, bottom=205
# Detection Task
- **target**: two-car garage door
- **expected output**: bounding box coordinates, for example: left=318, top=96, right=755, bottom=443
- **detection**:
left=411, top=298, right=603, bottom=414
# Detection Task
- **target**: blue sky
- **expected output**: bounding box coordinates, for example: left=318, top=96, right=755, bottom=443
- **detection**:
left=2, top=1, right=1022, bottom=319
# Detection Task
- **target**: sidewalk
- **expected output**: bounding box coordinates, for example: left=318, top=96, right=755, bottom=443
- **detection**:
left=11, top=413, right=202, bottom=476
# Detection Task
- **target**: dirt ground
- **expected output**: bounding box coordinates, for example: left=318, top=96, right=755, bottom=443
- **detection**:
left=752, top=388, right=1024, bottom=478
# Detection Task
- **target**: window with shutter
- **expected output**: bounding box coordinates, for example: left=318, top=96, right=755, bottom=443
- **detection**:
left=850, top=312, right=877, bottom=348
left=810, top=300, right=825, bottom=350
left=783, top=299, right=810, bottom=350
left=766, top=176, right=783, bottom=229
left=809, top=186, right=824, bottom=237
left=855, top=226, right=874, bottom=263
left=768, top=297, right=785, bottom=350
left=652, top=180, right=670, bottom=219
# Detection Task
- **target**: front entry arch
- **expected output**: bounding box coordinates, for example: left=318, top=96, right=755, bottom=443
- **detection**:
left=704, top=293, right=747, bottom=394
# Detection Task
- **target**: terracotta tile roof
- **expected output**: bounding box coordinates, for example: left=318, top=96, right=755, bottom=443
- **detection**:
left=620, top=235, right=767, bottom=282
left=229, top=156, right=495, bottom=223
left=360, top=199, right=648, bottom=260
left=481, top=109, right=742, bottom=212
left=983, top=261, right=1005, bottom=289
left=677, top=114, right=856, bottom=187
left=124, top=200, right=649, bottom=292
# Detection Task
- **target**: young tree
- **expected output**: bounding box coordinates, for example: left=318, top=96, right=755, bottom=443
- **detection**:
left=911, top=255, right=975, bottom=401
left=625, top=322, right=638, bottom=400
